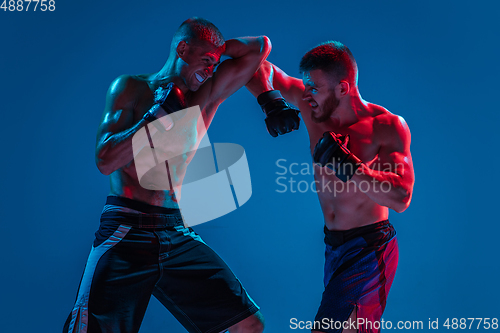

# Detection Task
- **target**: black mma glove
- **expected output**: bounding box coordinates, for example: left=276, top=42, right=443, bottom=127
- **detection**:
left=143, top=82, right=187, bottom=130
left=257, top=90, right=300, bottom=137
left=313, top=132, right=362, bottom=182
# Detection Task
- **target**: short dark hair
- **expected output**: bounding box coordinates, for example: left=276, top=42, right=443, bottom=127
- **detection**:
left=299, top=41, right=358, bottom=85
left=171, top=17, right=225, bottom=51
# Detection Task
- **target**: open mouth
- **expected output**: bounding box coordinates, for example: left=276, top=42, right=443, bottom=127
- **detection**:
left=309, top=101, right=318, bottom=109
left=194, top=72, right=205, bottom=83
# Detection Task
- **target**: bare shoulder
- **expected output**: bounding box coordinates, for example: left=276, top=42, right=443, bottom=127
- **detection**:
left=370, top=103, right=411, bottom=149
left=106, top=74, right=149, bottom=106
left=99, top=74, right=151, bottom=135
left=104, top=74, right=155, bottom=121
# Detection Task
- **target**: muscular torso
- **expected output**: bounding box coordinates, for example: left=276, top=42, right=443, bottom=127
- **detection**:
left=299, top=100, right=393, bottom=230
left=108, top=74, right=219, bottom=208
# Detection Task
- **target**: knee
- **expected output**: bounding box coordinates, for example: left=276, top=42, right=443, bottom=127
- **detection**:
left=251, top=312, right=265, bottom=333
left=245, top=312, right=265, bottom=333
left=229, top=311, right=264, bottom=333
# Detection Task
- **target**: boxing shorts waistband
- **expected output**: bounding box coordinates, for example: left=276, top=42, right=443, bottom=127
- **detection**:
left=101, top=196, right=184, bottom=228
left=324, top=220, right=395, bottom=247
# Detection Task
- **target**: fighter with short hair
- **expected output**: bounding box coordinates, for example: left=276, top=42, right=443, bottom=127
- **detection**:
left=247, top=41, right=414, bottom=333
left=63, top=17, right=270, bottom=333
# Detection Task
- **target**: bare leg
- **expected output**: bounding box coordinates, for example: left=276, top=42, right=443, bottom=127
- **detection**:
left=312, top=307, right=358, bottom=333
left=226, top=311, right=264, bottom=333
left=341, top=307, right=357, bottom=333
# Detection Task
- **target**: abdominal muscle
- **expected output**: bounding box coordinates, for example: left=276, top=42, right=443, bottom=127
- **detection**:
left=108, top=160, right=187, bottom=209
left=314, top=165, right=389, bottom=231
left=107, top=109, right=206, bottom=210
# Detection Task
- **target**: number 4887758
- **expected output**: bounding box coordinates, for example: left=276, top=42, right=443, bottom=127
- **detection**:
left=1, top=0, right=55, bottom=11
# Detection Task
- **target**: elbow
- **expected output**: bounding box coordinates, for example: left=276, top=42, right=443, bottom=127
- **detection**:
left=96, top=157, right=113, bottom=176
left=95, top=147, right=115, bottom=176
left=258, top=36, right=272, bottom=59
left=393, top=202, right=409, bottom=214
left=392, top=189, right=412, bottom=213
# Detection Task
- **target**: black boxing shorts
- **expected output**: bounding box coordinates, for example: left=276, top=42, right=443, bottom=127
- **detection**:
left=63, top=196, right=259, bottom=333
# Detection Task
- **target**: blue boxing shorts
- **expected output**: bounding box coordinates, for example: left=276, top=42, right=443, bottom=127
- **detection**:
left=314, top=220, right=399, bottom=333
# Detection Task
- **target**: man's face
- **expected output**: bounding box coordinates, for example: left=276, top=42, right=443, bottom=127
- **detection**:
left=302, top=69, right=339, bottom=123
left=179, top=40, right=223, bottom=91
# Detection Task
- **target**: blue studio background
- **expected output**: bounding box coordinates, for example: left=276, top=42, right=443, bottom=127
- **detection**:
left=1, top=0, right=499, bottom=332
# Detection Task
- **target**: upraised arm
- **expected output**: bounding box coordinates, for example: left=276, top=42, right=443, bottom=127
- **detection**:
left=245, top=60, right=304, bottom=137
left=208, top=36, right=271, bottom=104
left=246, top=60, right=305, bottom=107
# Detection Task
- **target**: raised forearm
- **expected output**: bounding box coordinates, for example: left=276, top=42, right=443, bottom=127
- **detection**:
left=209, top=36, right=271, bottom=103
left=245, top=60, right=301, bottom=137
left=246, top=60, right=303, bottom=107
left=223, top=36, right=271, bottom=60
left=246, top=61, right=275, bottom=97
